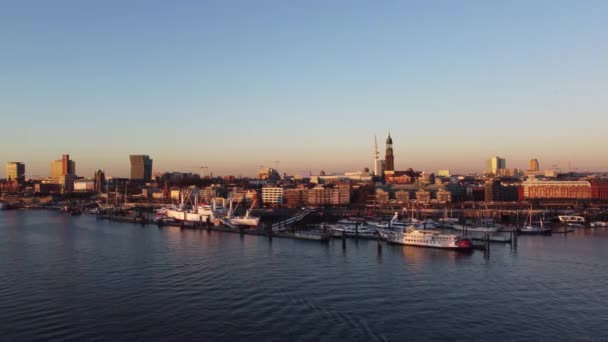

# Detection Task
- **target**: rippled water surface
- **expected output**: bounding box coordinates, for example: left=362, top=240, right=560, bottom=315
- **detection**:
left=1, top=210, right=608, bottom=341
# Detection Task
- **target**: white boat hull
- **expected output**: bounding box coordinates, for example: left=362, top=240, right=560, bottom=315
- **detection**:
left=519, top=226, right=552, bottom=235
left=330, top=224, right=377, bottom=237
left=166, top=209, right=212, bottom=223
left=294, top=231, right=330, bottom=241
left=558, top=215, right=585, bottom=224
left=221, top=216, right=260, bottom=228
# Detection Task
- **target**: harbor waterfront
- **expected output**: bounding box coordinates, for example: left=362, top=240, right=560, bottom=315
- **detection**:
left=2, top=210, right=608, bottom=341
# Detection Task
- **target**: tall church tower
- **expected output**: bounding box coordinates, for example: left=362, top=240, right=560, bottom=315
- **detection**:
left=385, top=133, right=394, bottom=172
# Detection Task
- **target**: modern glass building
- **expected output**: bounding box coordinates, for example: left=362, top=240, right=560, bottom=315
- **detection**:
left=6, top=162, right=25, bottom=183
left=130, top=155, right=153, bottom=182
left=485, top=156, right=506, bottom=175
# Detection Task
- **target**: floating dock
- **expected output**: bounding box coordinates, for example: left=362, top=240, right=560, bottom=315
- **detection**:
left=464, top=232, right=513, bottom=243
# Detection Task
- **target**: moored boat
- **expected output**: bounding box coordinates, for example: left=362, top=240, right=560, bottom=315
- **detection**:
left=519, top=225, right=551, bottom=235
left=293, top=231, right=331, bottom=241
left=166, top=205, right=214, bottom=224
left=558, top=215, right=585, bottom=224
left=378, top=212, right=472, bottom=250
left=378, top=225, right=472, bottom=250
left=329, top=218, right=377, bottom=237
left=221, top=199, right=260, bottom=228
left=165, top=188, right=216, bottom=224
left=329, top=224, right=377, bottom=237
left=519, top=209, right=551, bottom=235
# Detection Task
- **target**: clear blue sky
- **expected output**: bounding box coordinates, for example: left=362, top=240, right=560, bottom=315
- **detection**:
left=1, top=0, right=607, bottom=178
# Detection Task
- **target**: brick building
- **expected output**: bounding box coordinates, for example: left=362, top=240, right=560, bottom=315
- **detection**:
left=522, top=179, right=591, bottom=199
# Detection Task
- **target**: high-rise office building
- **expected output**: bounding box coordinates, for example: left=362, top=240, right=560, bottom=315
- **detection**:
left=385, top=133, right=394, bottom=172
left=94, top=170, right=106, bottom=193
left=485, top=156, right=506, bottom=175
left=50, top=154, right=75, bottom=179
left=529, top=159, right=539, bottom=172
left=6, top=162, right=25, bottom=183
left=51, top=160, right=62, bottom=179
left=130, top=155, right=153, bottom=182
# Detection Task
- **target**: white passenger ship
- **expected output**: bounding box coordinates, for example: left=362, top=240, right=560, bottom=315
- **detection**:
left=378, top=213, right=472, bottom=250
left=378, top=226, right=472, bottom=250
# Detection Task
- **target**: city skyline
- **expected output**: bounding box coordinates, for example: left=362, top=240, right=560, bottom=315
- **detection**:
left=1, top=144, right=602, bottom=180
left=1, top=1, right=607, bottom=177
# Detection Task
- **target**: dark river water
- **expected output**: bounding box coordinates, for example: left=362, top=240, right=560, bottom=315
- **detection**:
left=1, top=210, right=607, bottom=341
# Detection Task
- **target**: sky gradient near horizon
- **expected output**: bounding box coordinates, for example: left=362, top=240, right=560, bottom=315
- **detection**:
left=1, top=1, right=607, bottom=178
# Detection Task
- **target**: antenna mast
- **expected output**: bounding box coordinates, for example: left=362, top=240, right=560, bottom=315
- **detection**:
left=373, top=134, right=379, bottom=176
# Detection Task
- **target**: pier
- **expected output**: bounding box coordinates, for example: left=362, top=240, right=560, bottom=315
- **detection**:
left=82, top=203, right=603, bottom=251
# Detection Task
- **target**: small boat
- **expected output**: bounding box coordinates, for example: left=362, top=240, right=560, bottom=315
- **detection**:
left=437, top=217, right=459, bottom=228
left=590, top=221, right=608, bottom=227
left=374, top=214, right=437, bottom=230
left=519, top=209, right=551, bottom=235
left=519, top=225, right=551, bottom=235
left=415, top=219, right=439, bottom=229
left=329, top=222, right=377, bottom=237
left=376, top=220, right=408, bottom=230
left=293, top=231, right=331, bottom=241
left=558, top=215, right=585, bottom=224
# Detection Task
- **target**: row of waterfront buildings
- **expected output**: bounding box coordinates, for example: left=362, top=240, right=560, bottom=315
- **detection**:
left=2, top=145, right=607, bottom=205
left=130, top=172, right=608, bottom=209
left=276, top=176, right=608, bottom=206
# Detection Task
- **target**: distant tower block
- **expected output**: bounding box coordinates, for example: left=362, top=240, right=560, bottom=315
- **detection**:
left=485, top=156, right=506, bottom=175
left=51, top=154, right=75, bottom=179
left=6, top=162, right=25, bottom=183
left=529, top=159, right=539, bottom=172
left=130, top=155, right=153, bottom=182
left=385, top=133, right=394, bottom=172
